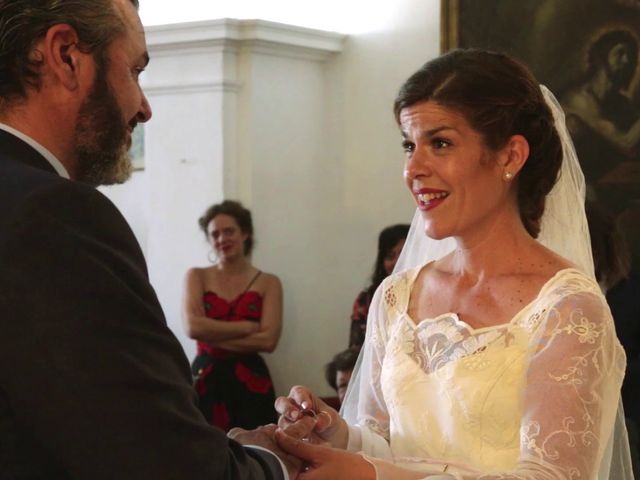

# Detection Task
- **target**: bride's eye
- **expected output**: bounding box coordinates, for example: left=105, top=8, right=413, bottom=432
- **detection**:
left=402, top=140, right=415, bottom=154
left=432, top=138, right=451, bottom=150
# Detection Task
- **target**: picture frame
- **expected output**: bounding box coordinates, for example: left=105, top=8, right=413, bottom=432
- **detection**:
left=441, top=0, right=640, bottom=266
left=129, top=124, right=145, bottom=171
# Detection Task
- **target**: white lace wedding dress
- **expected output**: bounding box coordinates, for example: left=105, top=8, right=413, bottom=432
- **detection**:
left=343, top=266, right=626, bottom=479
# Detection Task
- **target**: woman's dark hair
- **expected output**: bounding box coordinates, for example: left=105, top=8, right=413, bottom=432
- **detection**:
left=368, top=224, right=410, bottom=295
left=198, top=200, right=254, bottom=256
left=394, top=49, right=563, bottom=238
left=586, top=199, right=631, bottom=291
left=324, top=349, right=359, bottom=391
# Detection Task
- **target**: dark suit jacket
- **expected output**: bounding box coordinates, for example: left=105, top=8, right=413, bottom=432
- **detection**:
left=0, top=129, right=285, bottom=480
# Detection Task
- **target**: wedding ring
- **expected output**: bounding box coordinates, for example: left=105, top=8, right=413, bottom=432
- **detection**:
left=300, top=407, right=317, bottom=418
left=317, top=410, right=332, bottom=426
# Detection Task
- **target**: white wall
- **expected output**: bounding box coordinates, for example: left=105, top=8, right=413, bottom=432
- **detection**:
left=101, top=0, right=441, bottom=397
left=263, top=0, right=441, bottom=397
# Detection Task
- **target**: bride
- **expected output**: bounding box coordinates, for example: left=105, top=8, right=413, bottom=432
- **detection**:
left=273, top=49, right=632, bottom=479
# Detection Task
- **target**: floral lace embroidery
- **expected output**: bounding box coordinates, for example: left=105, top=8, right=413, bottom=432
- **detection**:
left=385, top=312, right=521, bottom=377
left=384, top=285, right=397, bottom=308
left=554, top=308, right=602, bottom=345
left=378, top=269, right=563, bottom=379
left=364, top=417, right=389, bottom=441
left=518, top=308, right=546, bottom=332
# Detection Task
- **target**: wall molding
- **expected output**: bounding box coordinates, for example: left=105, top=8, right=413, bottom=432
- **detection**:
left=143, top=80, right=242, bottom=96
left=145, top=18, right=345, bottom=61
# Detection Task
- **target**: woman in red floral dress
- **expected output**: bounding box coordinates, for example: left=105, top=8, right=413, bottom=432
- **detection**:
left=182, top=200, right=282, bottom=431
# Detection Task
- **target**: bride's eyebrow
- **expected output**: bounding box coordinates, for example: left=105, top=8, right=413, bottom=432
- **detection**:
left=402, top=125, right=456, bottom=140
left=424, top=126, right=456, bottom=137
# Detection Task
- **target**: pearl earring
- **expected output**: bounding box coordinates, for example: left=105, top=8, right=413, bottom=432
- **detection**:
left=504, top=172, right=513, bottom=181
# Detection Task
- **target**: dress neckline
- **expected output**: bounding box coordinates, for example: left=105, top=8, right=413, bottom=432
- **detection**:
left=202, top=270, right=262, bottom=304
left=402, top=267, right=584, bottom=334
left=204, top=290, right=261, bottom=304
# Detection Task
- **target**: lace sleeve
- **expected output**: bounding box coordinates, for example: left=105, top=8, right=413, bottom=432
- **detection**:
left=501, top=288, right=626, bottom=479
left=342, top=278, right=399, bottom=458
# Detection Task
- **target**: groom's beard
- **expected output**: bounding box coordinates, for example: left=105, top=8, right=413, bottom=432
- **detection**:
left=74, top=58, right=133, bottom=187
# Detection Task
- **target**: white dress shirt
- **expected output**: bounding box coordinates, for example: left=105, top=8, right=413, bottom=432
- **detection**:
left=0, top=122, right=70, bottom=178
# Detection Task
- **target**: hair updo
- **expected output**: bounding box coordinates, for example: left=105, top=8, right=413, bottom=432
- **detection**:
left=198, top=200, right=254, bottom=255
left=393, top=49, right=563, bottom=238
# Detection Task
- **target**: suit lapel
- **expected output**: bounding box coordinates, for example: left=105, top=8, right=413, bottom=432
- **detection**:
left=0, top=129, right=58, bottom=175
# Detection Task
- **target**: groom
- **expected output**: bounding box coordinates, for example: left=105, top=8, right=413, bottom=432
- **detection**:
left=0, top=1, right=307, bottom=478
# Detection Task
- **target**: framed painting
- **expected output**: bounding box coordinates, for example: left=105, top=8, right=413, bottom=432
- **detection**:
left=441, top=0, right=640, bottom=266
left=129, top=124, right=145, bottom=170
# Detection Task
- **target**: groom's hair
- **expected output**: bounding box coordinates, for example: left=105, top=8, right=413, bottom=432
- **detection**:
left=0, top=0, right=139, bottom=105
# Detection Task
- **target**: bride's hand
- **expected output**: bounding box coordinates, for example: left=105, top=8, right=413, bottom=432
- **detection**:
left=275, top=429, right=375, bottom=480
left=275, top=385, right=348, bottom=449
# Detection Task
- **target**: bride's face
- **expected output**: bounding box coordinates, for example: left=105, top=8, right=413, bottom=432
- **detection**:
left=400, top=101, right=513, bottom=243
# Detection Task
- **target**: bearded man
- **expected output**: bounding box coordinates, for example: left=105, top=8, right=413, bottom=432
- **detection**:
left=0, top=1, right=308, bottom=478
left=561, top=29, right=640, bottom=189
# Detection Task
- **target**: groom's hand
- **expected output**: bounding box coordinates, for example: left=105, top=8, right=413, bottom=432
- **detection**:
left=229, top=416, right=317, bottom=478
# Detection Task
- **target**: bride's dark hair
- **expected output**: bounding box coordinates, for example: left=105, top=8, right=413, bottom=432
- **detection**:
left=393, top=49, right=562, bottom=238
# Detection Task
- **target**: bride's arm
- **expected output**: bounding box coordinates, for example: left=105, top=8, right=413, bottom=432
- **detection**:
left=486, top=288, right=625, bottom=479
left=340, top=280, right=395, bottom=457
left=275, top=281, right=396, bottom=455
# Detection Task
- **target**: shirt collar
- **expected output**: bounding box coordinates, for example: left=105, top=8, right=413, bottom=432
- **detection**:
left=0, top=122, right=70, bottom=179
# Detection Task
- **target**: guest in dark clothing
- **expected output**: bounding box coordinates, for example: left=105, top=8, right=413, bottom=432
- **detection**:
left=586, top=199, right=639, bottom=476
left=350, top=224, right=410, bottom=349
left=324, top=348, right=360, bottom=406
left=183, top=200, right=282, bottom=431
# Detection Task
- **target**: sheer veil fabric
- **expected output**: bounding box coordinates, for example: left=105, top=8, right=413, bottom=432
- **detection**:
left=341, top=87, right=632, bottom=479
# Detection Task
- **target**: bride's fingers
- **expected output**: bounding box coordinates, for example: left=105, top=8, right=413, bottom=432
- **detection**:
left=314, top=410, right=335, bottom=433
left=288, top=385, right=316, bottom=409
left=277, top=414, right=291, bottom=429
left=275, top=385, right=317, bottom=420
left=281, top=415, right=317, bottom=440
left=274, top=396, right=302, bottom=421
left=275, top=428, right=324, bottom=463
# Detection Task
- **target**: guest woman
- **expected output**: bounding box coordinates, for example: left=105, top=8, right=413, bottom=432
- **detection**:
left=350, top=224, right=409, bottom=349
left=183, top=200, right=282, bottom=431
left=273, top=50, right=631, bottom=479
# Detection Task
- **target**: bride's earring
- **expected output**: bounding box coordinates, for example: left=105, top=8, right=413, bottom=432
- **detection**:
left=503, top=171, right=514, bottom=181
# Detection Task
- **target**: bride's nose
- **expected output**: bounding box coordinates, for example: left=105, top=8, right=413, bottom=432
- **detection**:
left=404, top=147, right=434, bottom=182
